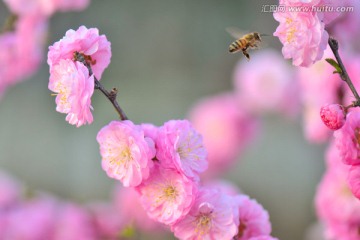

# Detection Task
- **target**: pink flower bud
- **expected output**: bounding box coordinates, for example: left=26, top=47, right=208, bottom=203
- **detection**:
left=320, top=104, right=346, bottom=130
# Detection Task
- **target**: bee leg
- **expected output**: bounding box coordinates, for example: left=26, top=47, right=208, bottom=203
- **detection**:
left=242, top=50, right=250, bottom=61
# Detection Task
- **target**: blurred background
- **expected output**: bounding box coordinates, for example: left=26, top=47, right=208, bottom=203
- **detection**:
left=0, top=1, right=325, bottom=239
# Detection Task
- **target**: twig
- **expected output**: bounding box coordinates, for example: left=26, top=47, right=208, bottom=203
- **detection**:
left=328, top=37, right=360, bottom=107
left=74, top=52, right=128, bottom=121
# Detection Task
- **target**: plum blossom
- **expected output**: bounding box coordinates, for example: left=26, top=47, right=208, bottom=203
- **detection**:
left=48, top=26, right=111, bottom=80
left=97, top=120, right=155, bottom=187
left=273, top=0, right=329, bottom=67
left=171, top=187, right=237, bottom=240
left=189, top=93, right=259, bottom=178
left=334, top=111, right=360, bottom=165
left=232, top=195, right=272, bottom=240
left=156, top=120, right=207, bottom=180
left=320, top=104, right=346, bottom=130
left=136, top=163, right=197, bottom=225
left=48, top=59, right=94, bottom=127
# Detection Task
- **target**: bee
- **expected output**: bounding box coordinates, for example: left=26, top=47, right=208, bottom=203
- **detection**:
left=227, top=28, right=267, bottom=60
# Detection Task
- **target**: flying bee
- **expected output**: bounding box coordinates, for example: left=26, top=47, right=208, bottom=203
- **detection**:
left=227, top=28, right=267, bottom=60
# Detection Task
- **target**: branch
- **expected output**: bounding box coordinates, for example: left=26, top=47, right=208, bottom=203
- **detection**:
left=73, top=52, right=128, bottom=121
left=328, top=37, right=360, bottom=107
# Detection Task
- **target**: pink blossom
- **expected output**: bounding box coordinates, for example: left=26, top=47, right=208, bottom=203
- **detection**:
left=171, top=187, right=237, bottom=240
left=334, top=111, right=360, bottom=165
left=48, top=26, right=111, bottom=80
left=97, top=120, right=155, bottom=187
left=156, top=120, right=207, bottom=180
left=233, top=49, right=299, bottom=116
left=48, top=59, right=94, bottom=127
left=189, top=93, right=259, bottom=178
left=136, top=163, right=197, bottom=225
left=320, top=103, right=346, bottom=130
left=232, top=195, right=272, bottom=240
left=52, top=203, right=96, bottom=240
left=273, top=0, right=328, bottom=67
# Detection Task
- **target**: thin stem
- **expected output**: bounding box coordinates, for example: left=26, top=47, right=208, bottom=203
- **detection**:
left=328, top=37, right=360, bottom=107
left=73, top=52, right=128, bottom=121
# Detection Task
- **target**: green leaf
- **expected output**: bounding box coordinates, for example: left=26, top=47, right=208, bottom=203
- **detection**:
left=326, top=58, right=342, bottom=74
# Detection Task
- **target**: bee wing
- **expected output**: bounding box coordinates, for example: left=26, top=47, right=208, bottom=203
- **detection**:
left=226, top=27, right=247, bottom=39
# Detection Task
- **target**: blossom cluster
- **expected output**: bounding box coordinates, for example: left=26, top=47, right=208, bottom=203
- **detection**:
left=273, top=0, right=345, bottom=67
left=96, top=119, right=278, bottom=239
left=48, top=26, right=111, bottom=127
left=0, top=0, right=90, bottom=99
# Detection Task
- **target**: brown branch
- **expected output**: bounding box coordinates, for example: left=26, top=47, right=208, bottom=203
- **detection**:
left=73, top=52, right=128, bottom=121
left=328, top=37, right=360, bottom=107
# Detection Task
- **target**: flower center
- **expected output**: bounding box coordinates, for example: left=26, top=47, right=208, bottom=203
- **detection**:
left=163, top=185, right=178, bottom=201
left=286, top=26, right=296, bottom=43
left=120, top=147, right=133, bottom=164
left=107, top=146, right=133, bottom=169
left=176, top=131, right=203, bottom=161
left=194, top=213, right=212, bottom=235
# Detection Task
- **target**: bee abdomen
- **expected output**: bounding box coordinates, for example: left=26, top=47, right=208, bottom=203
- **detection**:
left=229, top=39, right=245, bottom=53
